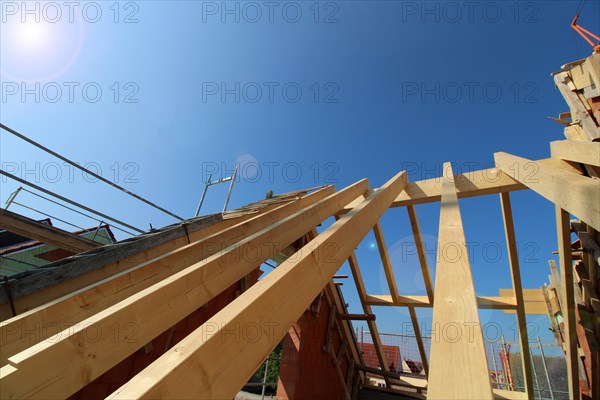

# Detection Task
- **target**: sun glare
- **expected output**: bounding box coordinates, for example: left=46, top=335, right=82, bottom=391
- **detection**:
left=1, top=17, right=83, bottom=82
left=13, top=21, right=54, bottom=52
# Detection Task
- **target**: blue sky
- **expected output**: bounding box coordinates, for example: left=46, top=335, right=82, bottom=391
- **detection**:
left=1, top=1, right=599, bottom=352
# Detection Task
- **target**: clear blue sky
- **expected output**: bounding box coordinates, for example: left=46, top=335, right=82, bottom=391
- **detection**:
left=1, top=1, right=598, bottom=350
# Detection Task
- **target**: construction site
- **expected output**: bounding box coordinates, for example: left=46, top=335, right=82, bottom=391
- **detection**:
left=0, top=2, right=599, bottom=400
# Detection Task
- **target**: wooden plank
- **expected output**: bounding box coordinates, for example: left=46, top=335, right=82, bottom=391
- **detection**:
left=355, top=364, right=427, bottom=388
left=406, top=205, right=434, bottom=303
left=541, top=284, right=563, bottom=345
left=499, top=288, right=547, bottom=315
left=106, top=171, right=408, bottom=399
left=499, top=192, right=533, bottom=398
left=0, top=187, right=335, bottom=366
left=556, top=207, right=579, bottom=400
left=0, top=208, right=100, bottom=253
left=495, top=153, right=600, bottom=231
left=365, top=294, right=517, bottom=310
left=553, top=71, right=600, bottom=140
left=428, top=162, right=493, bottom=399
left=373, top=222, right=400, bottom=302
left=0, top=181, right=369, bottom=399
left=493, top=388, right=528, bottom=399
left=0, top=213, right=230, bottom=319
left=408, top=307, right=429, bottom=376
left=550, top=140, right=600, bottom=167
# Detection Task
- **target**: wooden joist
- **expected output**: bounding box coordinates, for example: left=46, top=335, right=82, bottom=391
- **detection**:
left=427, top=162, right=493, bottom=399
left=495, top=153, right=600, bottom=231
left=105, top=171, right=407, bottom=399
left=0, top=181, right=367, bottom=399
left=0, top=208, right=100, bottom=253
left=0, top=187, right=334, bottom=366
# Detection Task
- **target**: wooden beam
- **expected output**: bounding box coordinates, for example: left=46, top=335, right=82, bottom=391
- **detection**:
left=408, top=307, right=429, bottom=376
left=556, top=207, right=579, bottom=400
left=337, top=313, right=375, bottom=321
left=106, top=171, right=408, bottom=399
left=393, top=167, right=524, bottom=207
left=0, top=208, right=100, bottom=253
left=347, top=252, right=393, bottom=386
left=550, top=140, right=600, bottom=167
left=365, top=294, right=517, bottom=310
left=0, top=187, right=335, bottom=366
left=0, top=213, right=232, bottom=319
left=499, top=192, right=533, bottom=398
left=499, top=288, right=547, bottom=315
left=0, top=181, right=368, bottom=399
left=406, top=205, right=434, bottom=303
left=428, top=162, right=493, bottom=399
left=373, top=222, right=400, bottom=302
left=495, top=153, right=600, bottom=231
left=342, top=168, right=525, bottom=211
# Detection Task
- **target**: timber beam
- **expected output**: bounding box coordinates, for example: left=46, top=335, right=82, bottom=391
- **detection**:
left=105, top=171, right=407, bottom=399
left=0, top=208, right=101, bottom=253
left=0, top=182, right=365, bottom=399
left=427, top=162, right=493, bottom=399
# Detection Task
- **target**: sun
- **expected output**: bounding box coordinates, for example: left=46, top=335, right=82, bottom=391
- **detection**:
left=12, top=20, right=55, bottom=54
left=0, top=17, right=84, bottom=82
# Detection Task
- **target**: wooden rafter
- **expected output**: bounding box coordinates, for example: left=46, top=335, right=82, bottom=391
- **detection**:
left=0, top=181, right=367, bottom=399
left=427, top=162, right=493, bottom=399
left=347, top=252, right=392, bottom=386
left=406, top=205, right=434, bottom=303
left=0, top=187, right=334, bottom=366
left=105, top=171, right=407, bottom=399
left=499, top=192, right=533, bottom=397
left=373, top=222, right=400, bottom=302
